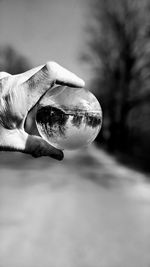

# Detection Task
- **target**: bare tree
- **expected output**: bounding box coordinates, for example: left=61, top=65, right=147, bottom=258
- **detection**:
left=83, top=0, right=150, bottom=162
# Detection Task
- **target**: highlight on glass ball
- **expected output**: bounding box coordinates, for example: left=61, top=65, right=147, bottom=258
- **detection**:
left=35, top=86, right=102, bottom=150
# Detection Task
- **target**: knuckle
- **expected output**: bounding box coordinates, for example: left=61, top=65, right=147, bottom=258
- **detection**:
left=0, top=86, right=25, bottom=129
left=46, top=61, right=58, bottom=68
left=46, top=61, right=59, bottom=77
left=0, top=75, right=12, bottom=94
left=0, top=72, right=11, bottom=80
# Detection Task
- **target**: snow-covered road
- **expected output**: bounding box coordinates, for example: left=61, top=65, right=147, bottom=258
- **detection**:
left=0, top=146, right=150, bottom=267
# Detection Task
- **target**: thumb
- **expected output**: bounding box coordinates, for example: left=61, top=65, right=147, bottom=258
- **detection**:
left=0, top=128, right=64, bottom=160
left=25, top=135, right=64, bottom=160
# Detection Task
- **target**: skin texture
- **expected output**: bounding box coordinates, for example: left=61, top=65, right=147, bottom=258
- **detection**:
left=0, top=62, right=85, bottom=160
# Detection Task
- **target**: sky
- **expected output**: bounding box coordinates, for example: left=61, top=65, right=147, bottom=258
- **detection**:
left=0, top=0, right=90, bottom=83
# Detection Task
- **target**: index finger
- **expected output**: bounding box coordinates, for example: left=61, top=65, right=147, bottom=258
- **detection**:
left=47, top=62, right=85, bottom=88
left=22, top=62, right=85, bottom=111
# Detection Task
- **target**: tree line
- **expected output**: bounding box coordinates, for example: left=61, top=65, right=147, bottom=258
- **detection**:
left=83, top=0, right=150, bottom=170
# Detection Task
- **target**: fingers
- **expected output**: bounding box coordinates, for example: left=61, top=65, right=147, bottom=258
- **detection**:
left=22, top=61, right=85, bottom=111
left=46, top=62, right=85, bottom=88
left=14, top=65, right=45, bottom=83
left=25, top=135, right=64, bottom=160
left=19, top=62, right=85, bottom=87
left=0, top=128, right=64, bottom=160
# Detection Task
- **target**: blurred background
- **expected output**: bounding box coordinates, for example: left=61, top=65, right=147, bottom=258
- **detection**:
left=0, top=0, right=150, bottom=266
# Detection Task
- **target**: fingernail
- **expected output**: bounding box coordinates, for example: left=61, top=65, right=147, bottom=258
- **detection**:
left=79, top=78, right=85, bottom=88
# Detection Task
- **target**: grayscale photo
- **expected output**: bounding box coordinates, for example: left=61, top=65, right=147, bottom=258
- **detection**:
left=0, top=0, right=150, bottom=267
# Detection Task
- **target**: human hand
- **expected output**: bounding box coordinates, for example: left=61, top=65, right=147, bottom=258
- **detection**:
left=0, top=62, right=85, bottom=160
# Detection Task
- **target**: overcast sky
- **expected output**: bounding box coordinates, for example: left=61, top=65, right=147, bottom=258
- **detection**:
left=0, top=0, right=89, bottom=83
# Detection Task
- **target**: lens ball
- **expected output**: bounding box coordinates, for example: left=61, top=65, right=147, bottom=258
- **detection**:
left=36, top=86, right=102, bottom=150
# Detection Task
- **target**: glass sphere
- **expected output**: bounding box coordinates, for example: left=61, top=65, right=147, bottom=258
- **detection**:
left=36, top=86, right=102, bottom=150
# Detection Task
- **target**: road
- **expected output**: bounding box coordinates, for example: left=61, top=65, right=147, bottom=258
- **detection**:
left=0, top=146, right=150, bottom=267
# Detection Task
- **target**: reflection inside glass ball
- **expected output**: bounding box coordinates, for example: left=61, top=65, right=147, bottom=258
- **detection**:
left=36, top=86, right=102, bottom=150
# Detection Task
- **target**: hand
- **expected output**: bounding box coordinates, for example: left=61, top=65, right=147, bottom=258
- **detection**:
left=0, top=62, right=85, bottom=160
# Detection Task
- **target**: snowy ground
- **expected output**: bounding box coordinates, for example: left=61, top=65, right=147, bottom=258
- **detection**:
left=0, top=145, right=150, bottom=267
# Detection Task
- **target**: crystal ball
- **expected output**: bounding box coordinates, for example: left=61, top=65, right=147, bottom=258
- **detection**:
left=36, top=86, right=102, bottom=150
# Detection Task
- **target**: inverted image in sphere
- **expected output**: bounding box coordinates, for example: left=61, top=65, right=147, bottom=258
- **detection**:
left=36, top=86, right=102, bottom=150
